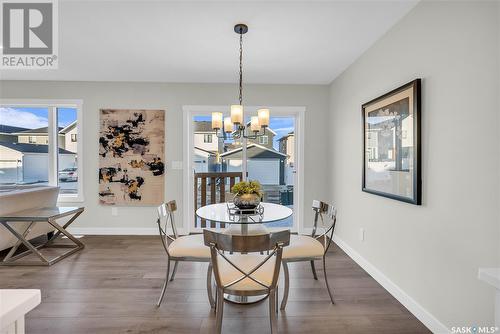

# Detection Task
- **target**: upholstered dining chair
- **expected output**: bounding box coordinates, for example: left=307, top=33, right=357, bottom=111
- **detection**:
left=156, top=200, right=214, bottom=308
left=203, top=229, right=290, bottom=334
left=280, top=200, right=337, bottom=310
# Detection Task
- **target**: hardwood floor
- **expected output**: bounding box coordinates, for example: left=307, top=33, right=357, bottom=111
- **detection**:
left=0, top=236, right=430, bottom=334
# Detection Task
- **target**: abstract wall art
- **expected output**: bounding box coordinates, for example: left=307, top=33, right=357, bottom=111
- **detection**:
left=98, top=109, right=165, bottom=206
left=362, top=79, right=421, bottom=205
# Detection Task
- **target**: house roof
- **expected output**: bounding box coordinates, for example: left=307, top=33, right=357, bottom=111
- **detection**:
left=0, top=124, right=29, bottom=134
left=220, top=143, right=287, bottom=159
left=278, top=131, right=294, bottom=142
left=194, top=121, right=215, bottom=133
left=13, top=126, right=64, bottom=135
left=0, top=142, right=75, bottom=154
left=194, top=146, right=216, bottom=156
left=60, top=121, right=77, bottom=134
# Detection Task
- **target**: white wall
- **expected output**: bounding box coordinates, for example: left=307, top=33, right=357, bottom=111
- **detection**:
left=328, top=0, right=499, bottom=329
left=0, top=81, right=330, bottom=232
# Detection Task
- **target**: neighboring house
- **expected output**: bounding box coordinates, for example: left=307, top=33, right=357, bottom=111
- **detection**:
left=13, top=126, right=65, bottom=148
left=278, top=132, right=295, bottom=185
left=193, top=121, right=223, bottom=173
left=0, top=142, right=76, bottom=184
left=278, top=132, right=295, bottom=165
left=232, top=121, right=277, bottom=149
left=193, top=147, right=217, bottom=173
left=220, top=143, right=287, bottom=185
left=0, top=124, right=28, bottom=143
left=193, top=121, right=222, bottom=153
left=60, top=121, right=78, bottom=153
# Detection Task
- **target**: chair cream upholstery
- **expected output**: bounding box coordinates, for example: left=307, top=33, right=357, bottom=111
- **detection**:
left=280, top=200, right=337, bottom=311
left=283, top=235, right=324, bottom=259
left=168, top=234, right=211, bottom=258
left=217, top=253, right=276, bottom=291
left=204, top=229, right=290, bottom=334
left=156, top=201, right=214, bottom=308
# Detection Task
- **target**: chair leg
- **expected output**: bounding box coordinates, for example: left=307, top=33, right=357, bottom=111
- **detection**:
left=206, top=263, right=216, bottom=309
left=269, top=290, right=278, bottom=334
left=215, top=289, right=224, bottom=334
left=310, top=260, right=319, bottom=280
left=169, top=261, right=179, bottom=281
left=275, top=285, right=279, bottom=313
left=280, top=261, right=290, bottom=310
left=157, top=259, right=170, bottom=307
left=322, top=256, right=335, bottom=304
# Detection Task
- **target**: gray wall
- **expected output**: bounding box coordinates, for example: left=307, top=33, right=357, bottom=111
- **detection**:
left=328, top=0, right=499, bottom=328
left=0, top=81, right=330, bottom=231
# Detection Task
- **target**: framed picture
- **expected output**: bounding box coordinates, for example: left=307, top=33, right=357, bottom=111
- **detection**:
left=98, top=109, right=165, bottom=206
left=362, top=79, right=421, bottom=205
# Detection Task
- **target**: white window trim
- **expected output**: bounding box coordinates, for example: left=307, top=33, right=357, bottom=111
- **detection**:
left=182, top=105, right=305, bottom=235
left=0, top=99, right=84, bottom=203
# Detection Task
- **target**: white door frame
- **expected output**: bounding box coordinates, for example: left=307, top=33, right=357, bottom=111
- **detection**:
left=182, top=105, right=305, bottom=234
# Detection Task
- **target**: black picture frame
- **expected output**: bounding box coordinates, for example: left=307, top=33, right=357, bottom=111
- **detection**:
left=361, top=79, right=422, bottom=205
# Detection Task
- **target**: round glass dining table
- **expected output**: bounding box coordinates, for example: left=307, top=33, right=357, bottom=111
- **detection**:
left=196, top=202, right=293, bottom=235
left=196, top=202, right=293, bottom=304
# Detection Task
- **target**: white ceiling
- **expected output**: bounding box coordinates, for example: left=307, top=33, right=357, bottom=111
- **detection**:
left=0, top=1, right=418, bottom=84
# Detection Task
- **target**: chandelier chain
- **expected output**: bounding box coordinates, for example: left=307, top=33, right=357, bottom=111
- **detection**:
left=239, top=31, right=243, bottom=106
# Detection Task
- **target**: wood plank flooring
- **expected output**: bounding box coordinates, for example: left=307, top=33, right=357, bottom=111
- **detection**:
left=0, top=236, right=431, bottom=334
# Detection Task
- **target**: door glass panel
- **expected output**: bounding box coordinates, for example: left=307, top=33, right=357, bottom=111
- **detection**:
left=0, top=107, right=49, bottom=187
left=192, top=115, right=243, bottom=228
left=245, top=116, right=295, bottom=228
left=57, top=108, right=79, bottom=195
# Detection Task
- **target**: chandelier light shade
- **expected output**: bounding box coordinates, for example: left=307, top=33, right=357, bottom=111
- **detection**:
left=211, top=23, right=271, bottom=140
left=257, top=108, right=270, bottom=128
left=230, top=104, right=243, bottom=125
left=211, top=112, right=223, bottom=130
left=224, top=117, right=233, bottom=133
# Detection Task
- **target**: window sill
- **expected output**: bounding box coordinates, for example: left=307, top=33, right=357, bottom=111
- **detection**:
left=57, top=194, right=85, bottom=203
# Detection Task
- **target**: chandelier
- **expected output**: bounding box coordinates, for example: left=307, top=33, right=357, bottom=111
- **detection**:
left=211, top=23, right=270, bottom=139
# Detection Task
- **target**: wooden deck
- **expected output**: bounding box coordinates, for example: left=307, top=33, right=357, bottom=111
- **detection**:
left=0, top=235, right=430, bottom=334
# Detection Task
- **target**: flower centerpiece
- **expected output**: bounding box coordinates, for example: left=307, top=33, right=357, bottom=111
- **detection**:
left=231, top=180, right=263, bottom=210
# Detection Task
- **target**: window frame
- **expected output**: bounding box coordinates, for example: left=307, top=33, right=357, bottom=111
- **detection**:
left=71, top=133, right=77, bottom=142
left=28, top=136, right=36, bottom=143
left=0, top=99, right=84, bottom=202
left=259, top=135, right=268, bottom=145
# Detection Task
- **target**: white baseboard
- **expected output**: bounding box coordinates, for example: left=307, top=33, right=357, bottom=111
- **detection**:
left=67, top=227, right=188, bottom=236
left=332, top=234, right=449, bottom=334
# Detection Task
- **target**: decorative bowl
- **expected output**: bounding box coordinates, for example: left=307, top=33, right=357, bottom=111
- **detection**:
left=233, top=193, right=261, bottom=210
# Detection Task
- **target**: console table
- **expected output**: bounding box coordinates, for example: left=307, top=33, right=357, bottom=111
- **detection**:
left=0, top=207, right=84, bottom=266
left=0, top=289, right=41, bottom=334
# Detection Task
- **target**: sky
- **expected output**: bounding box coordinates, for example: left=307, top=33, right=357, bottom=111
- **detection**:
left=194, top=115, right=294, bottom=150
left=0, top=107, right=77, bottom=129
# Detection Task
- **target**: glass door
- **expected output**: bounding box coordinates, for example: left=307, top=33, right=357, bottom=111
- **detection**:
left=188, top=107, right=302, bottom=233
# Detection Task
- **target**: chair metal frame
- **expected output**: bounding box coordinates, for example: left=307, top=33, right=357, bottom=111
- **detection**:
left=280, top=200, right=337, bottom=310
left=204, top=229, right=290, bottom=334
left=156, top=200, right=215, bottom=308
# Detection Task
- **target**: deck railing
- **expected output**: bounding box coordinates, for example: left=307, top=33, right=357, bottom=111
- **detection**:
left=194, top=172, right=243, bottom=228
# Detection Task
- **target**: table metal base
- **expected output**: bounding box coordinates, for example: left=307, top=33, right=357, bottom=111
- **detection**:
left=0, top=208, right=84, bottom=266
left=224, top=293, right=268, bottom=304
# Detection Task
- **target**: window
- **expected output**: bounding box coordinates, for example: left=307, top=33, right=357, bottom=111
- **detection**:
left=203, top=134, right=212, bottom=143
left=0, top=100, right=83, bottom=202
left=259, top=135, right=268, bottom=145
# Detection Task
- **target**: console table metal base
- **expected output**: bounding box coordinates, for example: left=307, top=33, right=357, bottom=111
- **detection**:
left=0, top=207, right=85, bottom=266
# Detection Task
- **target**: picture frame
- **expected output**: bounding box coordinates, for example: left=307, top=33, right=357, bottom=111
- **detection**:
left=362, top=79, right=421, bottom=205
